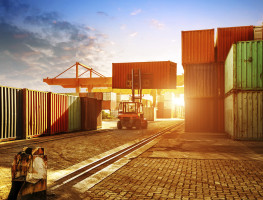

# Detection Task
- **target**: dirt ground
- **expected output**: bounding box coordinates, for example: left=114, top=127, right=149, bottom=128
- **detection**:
left=0, top=119, right=178, bottom=199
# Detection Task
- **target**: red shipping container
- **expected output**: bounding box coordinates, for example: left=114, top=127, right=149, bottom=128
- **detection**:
left=216, top=26, right=254, bottom=62
left=182, top=29, right=215, bottom=65
left=48, top=93, right=68, bottom=134
left=112, top=61, right=177, bottom=89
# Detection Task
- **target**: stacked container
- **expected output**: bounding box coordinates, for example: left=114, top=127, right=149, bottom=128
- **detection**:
left=224, top=40, right=263, bottom=140
left=182, top=26, right=255, bottom=132
left=102, top=92, right=117, bottom=111
left=182, top=29, right=223, bottom=132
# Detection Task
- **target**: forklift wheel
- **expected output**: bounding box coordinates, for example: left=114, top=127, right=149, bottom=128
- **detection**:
left=142, top=121, right=148, bottom=129
left=135, top=120, right=141, bottom=129
left=117, top=121, right=122, bottom=129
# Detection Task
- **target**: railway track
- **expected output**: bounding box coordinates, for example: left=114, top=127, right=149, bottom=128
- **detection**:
left=50, top=121, right=184, bottom=190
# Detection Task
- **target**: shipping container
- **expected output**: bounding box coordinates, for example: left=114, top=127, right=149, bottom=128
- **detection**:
left=22, top=89, right=49, bottom=138
left=225, top=41, right=263, bottom=94
left=79, top=92, right=103, bottom=100
left=112, top=61, right=177, bottom=89
left=96, top=100, right=102, bottom=128
left=0, top=86, right=22, bottom=141
left=217, top=62, right=225, bottom=97
left=254, top=25, right=263, bottom=40
left=81, top=97, right=98, bottom=130
left=48, top=93, right=68, bottom=134
left=102, top=100, right=117, bottom=111
left=103, top=92, right=116, bottom=101
left=184, top=63, right=223, bottom=98
left=143, top=107, right=156, bottom=121
left=185, top=97, right=224, bottom=132
left=216, top=26, right=254, bottom=62
left=225, top=91, right=263, bottom=140
left=182, top=29, right=215, bottom=65
left=68, top=95, right=81, bottom=131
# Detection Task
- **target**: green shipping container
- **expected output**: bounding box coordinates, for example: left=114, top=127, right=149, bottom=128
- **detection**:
left=225, top=40, right=263, bottom=94
left=225, top=91, right=263, bottom=140
left=68, top=95, right=81, bottom=131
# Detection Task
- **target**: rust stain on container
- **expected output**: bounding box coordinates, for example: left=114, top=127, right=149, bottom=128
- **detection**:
left=112, top=61, right=177, bottom=89
left=216, top=25, right=254, bottom=62
left=182, top=29, right=215, bottom=65
left=184, top=63, right=224, bottom=98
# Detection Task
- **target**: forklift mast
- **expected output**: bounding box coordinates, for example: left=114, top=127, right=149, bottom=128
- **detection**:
left=131, top=68, right=142, bottom=102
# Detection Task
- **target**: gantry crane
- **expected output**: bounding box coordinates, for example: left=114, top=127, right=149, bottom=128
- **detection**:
left=43, top=62, right=112, bottom=94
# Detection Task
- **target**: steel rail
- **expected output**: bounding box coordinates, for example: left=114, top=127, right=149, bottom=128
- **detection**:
left=50, top=122, right=184, bottom=189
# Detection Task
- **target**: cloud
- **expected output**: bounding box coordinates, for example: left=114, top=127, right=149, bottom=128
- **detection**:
left=120, top=24, right=126, bottom=30
left=0, top=4, right=113, bottom=91
left=97, top=11, right=109, bottom=17
left=130, top=9, right=141, bottom=16
left=151, top=19, right=165, bottom=29
left=129, top=32, right=138, bottom=37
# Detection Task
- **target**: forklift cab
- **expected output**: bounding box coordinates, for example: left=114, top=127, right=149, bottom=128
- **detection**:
left=117, top=102, right=147, bottom=129
left=118, top=102, right=143, bottom=116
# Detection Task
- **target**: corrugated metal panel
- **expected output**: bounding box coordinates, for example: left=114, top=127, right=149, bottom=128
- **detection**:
left=225, top=41, right=263, bottom=93
left=81, top=97, right=97, bottom=130
left=48, top=93, right=68, bottom=134
left=0, top=86, right=22, bottom=141
left=112, top=61, right=177, bottom=89
left=254, top=26, right=263, bottom=40
left=22, top=89, right=49, bottom=138
left=97, top=100, right=102, bottom=128
left=225, top=91, right=263, bottom=140
left=184, top=63, right=219, bottom=98
left=216, top=26, right=254, bottom=62
left=68, top=95, right=81, bottom=131
left=217, top=62, right=225, bottom=97
left=182, top=29, right=215, bottom=65
left=185, top=98, right=224, bottom=132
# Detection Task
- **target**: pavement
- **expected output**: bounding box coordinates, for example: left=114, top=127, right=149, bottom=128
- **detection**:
left=82, top=124, right=263, bottom=200
left=2, top=120, right=263, bottom=199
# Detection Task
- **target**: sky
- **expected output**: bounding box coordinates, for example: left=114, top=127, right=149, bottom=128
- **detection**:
left=0, top=0, right=262, bottom=93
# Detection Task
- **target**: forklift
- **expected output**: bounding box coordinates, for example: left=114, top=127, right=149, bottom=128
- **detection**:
left=117, top=69, right=148, bottom=129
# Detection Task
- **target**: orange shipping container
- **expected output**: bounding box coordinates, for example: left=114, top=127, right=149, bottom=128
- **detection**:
left=112, top=61, right=177, bottom=89
left=216, top=26, right=254, bottom=62
left=48, top=93, right=68, bottom=134
left=182, top=29, right=215, bottom=65
left=22, top=89, right=49, bottom=138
